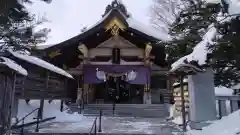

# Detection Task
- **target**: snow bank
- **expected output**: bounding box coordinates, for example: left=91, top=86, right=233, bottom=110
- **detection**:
left=17, top=100, right=92, bottom=123
left=8, top=50, right=73, bottom=79
left=188, top=109, right=240, bottom=135
left=171, top=24, right=216, bottom=69
left=0, top=56, right=27, bottom=76
left=17, top=100, right=96, bottom=133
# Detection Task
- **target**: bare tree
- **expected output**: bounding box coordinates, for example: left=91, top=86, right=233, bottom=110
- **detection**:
left=150, top=0, right=185, bottom=32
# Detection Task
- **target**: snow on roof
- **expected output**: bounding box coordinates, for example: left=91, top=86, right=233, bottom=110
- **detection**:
left=188, top=109, right=240, bottom=135
left=215, top=86, right=234, bottom=96
left=126, top=17, right=172, bottom=41
left=0, top=57, right=28, bottom=76
left=171, top=24, right=217, bottom=70
left=35, top=44, right=56, bottom=50
left=36, top=7, right=171, bottom=50
left=8, top=50, right=73, bottom=79
left=205, top=0, right=221, bottom=3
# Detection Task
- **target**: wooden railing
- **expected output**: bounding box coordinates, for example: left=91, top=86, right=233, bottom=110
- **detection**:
left=215, top=95, right=240, bottom=119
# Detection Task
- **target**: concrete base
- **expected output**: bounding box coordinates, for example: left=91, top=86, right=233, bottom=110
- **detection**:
left=188, top=68, right=217, bottom=122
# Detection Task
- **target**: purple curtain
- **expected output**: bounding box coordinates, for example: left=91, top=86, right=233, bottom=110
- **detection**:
left=83, top=65, right=150, bottom=84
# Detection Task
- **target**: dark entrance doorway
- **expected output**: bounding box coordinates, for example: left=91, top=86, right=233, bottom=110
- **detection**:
left=94, top=76, right=143, bottom=104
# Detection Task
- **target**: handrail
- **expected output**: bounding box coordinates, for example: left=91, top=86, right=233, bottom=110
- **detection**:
left=89, top=117, right=97, bottom=135
left=12, top=107, right=41, bottom=134
left=13, top=107, right=40, bottom=126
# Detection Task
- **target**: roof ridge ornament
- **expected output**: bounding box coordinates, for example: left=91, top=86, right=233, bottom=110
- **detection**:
left=102, top=0, right=130, bottom=18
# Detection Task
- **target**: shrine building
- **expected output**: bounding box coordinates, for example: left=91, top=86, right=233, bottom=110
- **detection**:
left=37, top=0, right=172, bottom=104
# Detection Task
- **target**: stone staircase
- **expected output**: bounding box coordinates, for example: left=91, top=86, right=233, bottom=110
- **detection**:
left=69, top=104, right=169, bottom=118
left=12, top=114, right=180, bottom=135
left=13, top=133, right=175, bottom=135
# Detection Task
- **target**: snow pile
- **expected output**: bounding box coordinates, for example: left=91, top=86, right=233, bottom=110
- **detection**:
left=17, top=100, right=96, bottom=133
left=17, top=100, right=92, bottom=123
left=171, top=24, right=216, bottom=69
left=8, top=50, right=73, bottom=79
left=215, top=86, right=234, bottom=96
left=188, top=109, right=240, bottom=135
left=0, top=56, right=27, bottom=76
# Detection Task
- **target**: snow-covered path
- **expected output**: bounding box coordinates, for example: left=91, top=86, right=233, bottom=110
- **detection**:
left=17, top=100, right=180, bottom=134
left=25, top=117, right=180, bottom=134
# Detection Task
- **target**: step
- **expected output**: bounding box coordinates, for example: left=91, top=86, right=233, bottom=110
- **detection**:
left=68, top=104, right=169, bottom=118
left=15, top=133, right=173, bottom=135
left=17, top=117, right=179, bottom=135
left=82, top=110, right=169, bottom=118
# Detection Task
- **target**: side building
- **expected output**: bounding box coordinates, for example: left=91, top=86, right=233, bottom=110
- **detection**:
left=37, top=0, right=173, bottom=104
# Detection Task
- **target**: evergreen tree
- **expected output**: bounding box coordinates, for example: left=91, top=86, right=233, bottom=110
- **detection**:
left=209, top=16, right=240, bottom=87
left=0, top=0, right=51, bottom=51
left=166, top=0, right=220, bottom=65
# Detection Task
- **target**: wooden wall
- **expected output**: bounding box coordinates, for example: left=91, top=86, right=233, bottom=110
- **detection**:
left=0, top=68, right=16, bottom=134
left=14, top=68, right=69, bottom=99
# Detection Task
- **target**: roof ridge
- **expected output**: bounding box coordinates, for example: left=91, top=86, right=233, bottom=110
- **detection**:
left=102, top=0, right=130, bottom=18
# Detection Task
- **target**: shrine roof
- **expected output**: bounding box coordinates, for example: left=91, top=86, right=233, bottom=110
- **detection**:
left=36, top=0, right=171, bottom=51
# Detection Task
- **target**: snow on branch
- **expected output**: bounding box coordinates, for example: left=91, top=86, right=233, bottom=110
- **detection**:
left=171, top=24, right=217, bottom=70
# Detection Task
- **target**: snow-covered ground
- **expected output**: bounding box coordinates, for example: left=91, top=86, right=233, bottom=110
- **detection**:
left=17, top=100, right=179, bottom=134
left=17, top=100, right=95, bottom=132
left=18, top=100, right=88, bottom=122
left=188, top=109, right=240, bottom=135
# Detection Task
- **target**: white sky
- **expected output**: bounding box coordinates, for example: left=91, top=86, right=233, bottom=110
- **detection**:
left=27, top=0, right=153, bottom=45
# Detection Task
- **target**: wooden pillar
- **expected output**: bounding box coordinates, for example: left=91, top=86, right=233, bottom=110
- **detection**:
left=105, top=75, right=109, bottom=103
left=230, top=100, right=239, bottom=113
left=0, top=71, right=16, bottom=135
left=83, top=84, right=90, bottom=104
left=39, top=100, right=44, bottom=119
left=180, top=75, right=187, bottom=132
left=219, top=100, right=227, bottom=117
left=143, top=84, right=151, bottom=104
